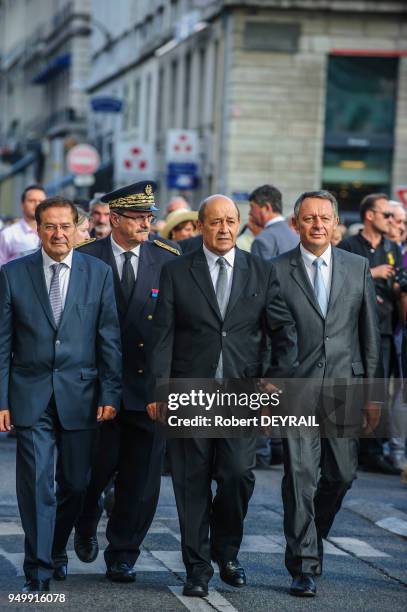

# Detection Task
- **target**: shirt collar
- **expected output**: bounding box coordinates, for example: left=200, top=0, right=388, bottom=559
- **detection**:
left=111, top=234, right=141, bottom=258
left=42, top=248, right=73, bottom=269
left=203, top=244, right=235, bottom=269
left=20, top=218, right=36, bottom=234
left=265, top=215, right=285, bottom=228
left=300, top=243, right=332, bottom=268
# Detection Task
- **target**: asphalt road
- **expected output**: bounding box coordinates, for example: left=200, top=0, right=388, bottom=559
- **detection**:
left=0, top=434, right=406, bottom=612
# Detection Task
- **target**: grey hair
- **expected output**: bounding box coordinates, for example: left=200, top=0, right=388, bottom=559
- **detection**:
left=294, top=190, right=339, bottom=218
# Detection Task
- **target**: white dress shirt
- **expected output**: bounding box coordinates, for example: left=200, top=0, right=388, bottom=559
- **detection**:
left=111, top=235, right=140, bottom=280
left=42, top=248, right=73, bottom=309
left=0, top=218, right=40, bottom=265
left=300, top=243, right=333, bottom=299
left=203, top=244, right=235, bottom=305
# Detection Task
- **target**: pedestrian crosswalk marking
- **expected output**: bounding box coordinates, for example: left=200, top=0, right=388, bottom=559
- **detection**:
left=169, top=586, right=238, bottom=612
left=329, top=537, right=390, bottom=557
left=375, top=517, right=407, bottom=538
left=151, top=551, right=220, bottom=574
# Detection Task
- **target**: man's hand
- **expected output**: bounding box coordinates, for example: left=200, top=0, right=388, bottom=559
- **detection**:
left=371, top=265, right=395, bottom=280
left=361, top=402, right=381, bottom=435
left=96, top=405, right=117, bottom=422
left=0, top=409, right=12, bottom=432
left=146, top=402, right=167, bottom=424
left=257, top=379, right=280, bottom=394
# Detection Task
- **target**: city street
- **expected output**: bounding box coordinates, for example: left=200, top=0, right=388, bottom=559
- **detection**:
left=0, top=434, right=406, bottom=611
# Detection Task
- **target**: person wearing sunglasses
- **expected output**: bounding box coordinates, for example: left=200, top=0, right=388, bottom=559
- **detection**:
left=339, top=193, right=404, bottom=475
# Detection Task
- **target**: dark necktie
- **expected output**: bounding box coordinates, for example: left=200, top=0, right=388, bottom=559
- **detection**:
left=121, top=251, right=135, bottom=302
left=49, top=263, right=65, bottom=326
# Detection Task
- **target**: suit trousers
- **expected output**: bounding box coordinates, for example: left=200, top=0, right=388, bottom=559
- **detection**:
left=76, top=410, right=165, bottom=567
left=168, top=435, right=257, bottom=582
left=282, top=431, right=358, bottom=577
left=15, top=399, right=96, bottom=579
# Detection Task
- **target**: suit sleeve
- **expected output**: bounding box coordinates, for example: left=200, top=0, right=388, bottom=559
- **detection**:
left=96, top=266, right=122, bottom=409
left=359, top=259, right=383, bottom=380
left=264, top=264, right=298, bottom=378
left=251, top=233, right=277, bottom=260
left=148, top=263, right=175, bottom=403
left=0, top=268, right=12, bottom=408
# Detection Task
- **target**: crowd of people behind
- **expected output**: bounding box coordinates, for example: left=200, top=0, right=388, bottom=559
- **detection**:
left=0, top=181, right=406, bottom=599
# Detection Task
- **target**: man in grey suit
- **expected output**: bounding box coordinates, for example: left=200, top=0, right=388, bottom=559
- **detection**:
left=250, top=184, right=299, bottom=260
left=272, top=190, right=381, bottom=597
left=0, top=196, right=122, bottom=592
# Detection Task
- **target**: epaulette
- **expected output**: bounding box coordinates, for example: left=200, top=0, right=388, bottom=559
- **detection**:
left=75, top=237, right=97, bottom=249
left=153, top=239, right=180, bottom=256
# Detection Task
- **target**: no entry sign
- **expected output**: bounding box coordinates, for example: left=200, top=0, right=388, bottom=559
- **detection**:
left=67, top=144, right=100, bottom=175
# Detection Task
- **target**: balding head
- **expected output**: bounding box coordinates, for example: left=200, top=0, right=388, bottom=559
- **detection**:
left=197, top=194, right=240, bottom=256
left=166, top=196, right=190, bottom=216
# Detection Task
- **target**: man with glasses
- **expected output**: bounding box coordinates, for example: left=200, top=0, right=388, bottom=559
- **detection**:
left=73, top=181, right=180, bottom=583
left=0, top=196, right=122, bottom=592
left=339, top=192, right=403, bottom=474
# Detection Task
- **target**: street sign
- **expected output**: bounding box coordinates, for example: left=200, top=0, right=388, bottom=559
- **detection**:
left=115, top=141, right=155, bottom=184
left=166, top=130, right=199, bottom=164
left=395, top=186, right=407, bottom=207
left=74, top=174, right=95, bottom=187
left=90, top=96, right=123, bottom=113
left=67, top=144, right=100, bottom=175
left=166, top=130, right=199, bottom=190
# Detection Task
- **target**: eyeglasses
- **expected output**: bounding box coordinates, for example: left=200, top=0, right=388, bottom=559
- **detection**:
left=42, top=224, right=75, bottom=232
left=115, top=212, right=156, bottom=223
left=371, top=209, right=394, bottom=219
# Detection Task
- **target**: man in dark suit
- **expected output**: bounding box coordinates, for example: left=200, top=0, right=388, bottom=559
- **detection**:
left=147, top=195, right=297, bottom=597
left=272, top=190, right=381, bottom=597
left=0, top=196, right=121, bottom=592
left=74, top=181, right=180, bottom=583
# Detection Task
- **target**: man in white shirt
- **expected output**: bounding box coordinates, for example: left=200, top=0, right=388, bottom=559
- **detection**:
left=0, top=184, right=46, bottom=265
left=148, top=195, right=297, bottom=597
left=271, top=190, right=381, bottom=597
left=0, top=196, right=121, bottom=592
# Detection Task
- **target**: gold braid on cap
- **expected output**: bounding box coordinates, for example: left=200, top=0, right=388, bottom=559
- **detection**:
left=109, top=184, right=155, bottom=209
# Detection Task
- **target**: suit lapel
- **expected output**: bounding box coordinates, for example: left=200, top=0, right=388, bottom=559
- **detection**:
left=225, top=248, right=250, bottom=318
left=289, top=246, right=324, bottom=318
left=58, top=250, right=85, bottom=329
left=327, top=247, right=346, bottom=313
left=190, top=248, right=222, bottom=320
left=27, top=250, right=56, bottom=330
left=123, top=242, right=155, bottom=327
left=100, top=237, right=127, bottom=317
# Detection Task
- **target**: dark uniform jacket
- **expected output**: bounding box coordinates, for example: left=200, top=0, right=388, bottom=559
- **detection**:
left=78, top=236, right=179, bottom=411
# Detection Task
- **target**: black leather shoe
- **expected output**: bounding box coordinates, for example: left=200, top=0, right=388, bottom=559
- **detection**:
left=74, top=532, right=99, bottom=563
left=217, top=560, right=246, bottom=588
left=182, top=580, right=208, bottom=597
left=106, top=562, right=136, bottom=583
left=22, top=579, right=50, bottom=592
left=53, top=564, right=67, bottom=581
left=290, top=573, right=316, bottom=597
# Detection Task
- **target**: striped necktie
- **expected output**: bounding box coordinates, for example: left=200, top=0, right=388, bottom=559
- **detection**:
left=49, top=263, right=65, bottom=326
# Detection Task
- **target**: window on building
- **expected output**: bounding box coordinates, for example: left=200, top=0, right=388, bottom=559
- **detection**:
left=322, top=55, right=398, bottom=214
left=122, top=82, right=130, bottom=131
left=157, top=67, right=164, bottom=135
left=169, top=59, right=178, bottom=127
left=132, top=79, right=141, bottom=128
left=183, top=52, right=191, bottom=128
left=145, top=73, right=152, bottom=141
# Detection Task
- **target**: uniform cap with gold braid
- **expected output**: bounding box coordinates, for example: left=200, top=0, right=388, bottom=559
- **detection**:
left=101, top=180, right=158, bottom=212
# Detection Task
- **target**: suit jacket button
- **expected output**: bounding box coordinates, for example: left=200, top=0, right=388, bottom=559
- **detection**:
left=317, top=362, right=323, bottom=368
left=54, top=368, right=59, bottom=372
left=147, top=315, right=153, bottom=320
left=138, top=342, right=144, bottom=348
left=137, top=369, right=143, bottom=374
left=55, top=340, right=61, bottom=345
left=222, top=331, right=227, bottom=337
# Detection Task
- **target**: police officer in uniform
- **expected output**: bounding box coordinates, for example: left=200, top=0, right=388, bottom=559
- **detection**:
left=73, top=181, right=180, bottom=582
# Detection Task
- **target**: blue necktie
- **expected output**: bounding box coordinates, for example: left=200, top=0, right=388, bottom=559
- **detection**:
left=312, top=258, right=328, bottom=317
